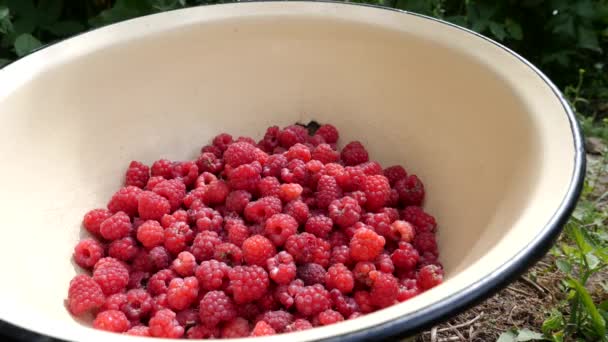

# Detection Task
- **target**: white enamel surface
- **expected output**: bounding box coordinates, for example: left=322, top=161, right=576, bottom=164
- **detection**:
left=0, top=2, right=575, bottom=341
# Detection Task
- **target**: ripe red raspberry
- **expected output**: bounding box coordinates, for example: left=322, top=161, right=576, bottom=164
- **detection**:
left=330, top=289, right=359, bottom=317
left=125, top=161, right=150, bottom=189
left=148, top=269, right=176, bottom=296
left=149, top=246, right=171, bottom=270
left=93, top=310, right=130, bottom=332
left=346, top=191, right=367, bottom=207
left=171, top=251, right=197, bottom=276
left=329, top=231, right=348, bottom=247
left=375, top=253, right=395, bottom=273
left=137, top=220, right=164, bottom=249
left=383, top=165, right=407, bottom=186
left=364, top=212, right=392, bottom=239
left=285, top=143, right=312, bottom=162
left=259, top=126, right=280, bottom=152
left=280, top=159, right=309, bottom=185
left=224, top=142, right=258, bottom=168
left=149, top=309, right=184, bottom=338
left=391, top=242, right=421, bottom=272
left=285, top=318, right=313, bottom=332
left=315, top=124, right=339, bottom=144
left=225, top=190, right=252, bottom=214
left=263, top=154, right=288, bottom=177
left=212, top=133, right=233, bottom=152
left=311, top=143, right=339, bottom=164
left=258, top=176, right=281, bottom=197
left=336, top=166, right=366, bottom=192
left=326, top=263, right=355, bottom=294
left=295, top=284, right=331, bottom=316
left=251, top=321, right=276, bottom=336
left=401, top=206, right=437, bottom=233
left=127, top=271, right=149, bottom=290
left=297, top=263, right=327, bottom=286
left=196, top=260, right=230, bottom=290
left=256, top=310, right=293, bottom=332
left=413, top=231, right=438, bottom=255
left=305, top=214, right=333, bottom=238
left=306, top=159, right=324, bottom=176
left=242, top=235, right=276, bottom=267
left=279, top=183, right=303, bottom=202
left=153, top=179, right=186, bottom=211
left=368, top=271, right=399, bottom=308
left=224, top=218, right=248, bottom=247
left=190, top=231, right=221, bottom=262
left=201, top=144, right=223, bottom=158
left=176, top=308, right=200, bottom=329
left=340, top=141, right=369, bottom=166
left=285, top=233, right=329, bottom=265
left=146, top=176, right=166, bottom=190
left=244, top=196, right=282, bottom=224
left=397, top=278, right=420, bottom=302
left=108, top=237, right=138, bottom=262
left=228, top=265, right=270, bottom=304
left=83, top=208, right=112, bottom=236
left=131, top=249, right=154, bottom=273
left=73, top=238, right=104, bottom=269
left=317, top=309, right=344, bottom=326
left=196, top=152, right=224, bottom=174
left=395, top=175, right=425, bottom=206
left=391, top=220, right=416, bottom=242
left=171, top=161, right=199, bottom=188
left=93, top=257, right=129, bottom=295
left=264, top=213, right=298, bottom=246
left=99, top=211, right=131, bottom=241
left=353, top=291, right=374, bottom=313
left=107, top=186, right=142, bottom=217
left=152, top=294, right=169, bottom=314
left=417, top=264, right=444, bottom=290
left=202, top=180, right=230, bottom=205
left=187, top=324, right=220, bottom=338
left=350, top=228, right=385, bottom=262
left=122, top=289, right=153, bottom=321
left=278, top=125, right=308, bottom=148
left=419, top=251, right=442, bottom=268
left=221, top=317, right=251, bottom=338
left=167, top=277, right=198, bottom=311
left=126, top=326, right=151, bottom=336
left=67, top=274, right=105, bottom=316
left=328, top=196, right=362, bottom=228
left=267, top=251, right=297, bottom=285
left=164, top=222, right=194, bottom=255
left=353, top=261, right=376, bottom=286
left=190, top=207, right=223, bottom=233
left=195, top=171, right=217, bottom=189
left=151, top=159, right=173, bottom=179
left=214, top=242, right=243, bottom=266
left=330, top=245, right=351, bottom=265
left=199, top=291, right=237, bottom=327
left=256, top=292, right=280, bottom=312
left=283, top=199, right=310, bottom=225
left=363, top=175, right=391, bottom=210
left=183, top=188, right=205, bottom=209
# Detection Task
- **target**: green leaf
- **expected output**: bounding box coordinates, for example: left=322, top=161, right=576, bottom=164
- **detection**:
left=13, top=33, right=42, bottom=57
left=577, top=26, right=602, bottom=52
left=41, top=20, right=84, bottom=36
left=556, top=259, right=572, bottom=274
left=600, top=300, right=608, bottom=311
left=575, top=0, right=595, bottom=18
left=471, top=19, right=489, bottom=33
left=489, top=22, right=506, bottom=40
left=89, top=0, right=153, bottom=27
left=37, top=0, right=62, bottom=25
left=585, top=252, right=600, bottom=269
left=516, top=328, right=544, bottom=341
left=445, top=15, right=467, bottom=27
left=0, top=58, right=10, bottom=67
left=569, top=223, right=593, bottom=254
left=568, top=278, right=606, bottom=337
left=543, top=309, right=564, bottom=334
left=549, top=331, right=564, bottom=342
left=0, top=6, right=8, bottom=21
left=505, top=18, right=523, bottom=40
left=497, top=330, right=517, bottom=342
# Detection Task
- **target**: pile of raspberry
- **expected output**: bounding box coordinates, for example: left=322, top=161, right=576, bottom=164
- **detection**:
left=67, top=123, right=443, bottom=338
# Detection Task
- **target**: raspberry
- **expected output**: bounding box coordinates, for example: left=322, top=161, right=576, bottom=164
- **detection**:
left=171, top=161, right=198, bottom=188
left=317, top=309, right=344, bottom=326
left=125, top=161, right=150, bottom=189
left=83, top=208, right=112, bottom=236
left=196, top=152, right=223, bottom=174
left=353, top=291, right=374, bottom=313
left=306, top=159, right=324, bottom=175
left=202, top=144, right=222, bottom=158
left=214, top=242, right=243, bottom=266
left=375, top=253, right=395, bottom=273
left=353, top=262, right=376, bottom=286
left=349, top=312, right=364, bottom=319
left=187, top=324, right=220, bottom=338
left=283, top=199, right=310, bottom=225
left=279, top=183, right=303, bottom=202
left=212, top=133, right=233, bottom=152
left=190, top=231, right=221, bottom=262
left=225, top=190, right=252, bottom=214
left=262, top=154, right=288, bottom=177
left=126, top=326, right=151, bottom=336
left=164, top=222, right=194, bottom=255
left=388, top=188, right=400, bottom=207
left=364, top=212, right=392, bottom=239
left=340, top=141, right=369, bottom=166
left=146, top=176, right=165, bottom=191
left=183, top=188, right=205, bottom=209
left=167, top=277, right=198, bottom=311
left=238, top=135, right=258, bottom=145
left=149, top=246, right=171, bottom=270
left=190, top=207, right=223, bottom=233
left=131, top=249, right=154, bottom=273
left=315, top=175, right=341, bottom=209
left=149, top=309, right=184, bottom=338
left=305, top=214, right=333, bottom=238
left=93, top=310, right=130, bottom=333
left=330, top=289, right=359, bottom=317
left=202, top=180, right=230, bottom=205
left=196, top=260, right=230, bottom=290
left=391, top=220, right=416, bottom=242
left=127, top=271, right=149, bottom=289
left=148, top=269, right=176, bottom=296
left=328, top=197, right=361, bottom=228
left=326, top=263, right=354, bottom=294
left=236, top=303, right=262, bottom=321
left=336, top=166, right=366, bottom=192
left=258, top=176, right=281, bottom=197
left=295, top=284, right=331, bottom=316
left=221, top=317, right=251, bottom=338
left=267, top=251, right=297, bottom=285
left=251, top=321, right=276, bottom=336
left=107, top=186, right=142, bottom=217
left=285, top=143, right=312, bottom=162
left=199, top=291, right=236, bottom=327
left=228, top=265, right=270, bottom=304
left=391, top=241, right=420, bottom=271
left=241, top=235, right=276, bottom=266
left=257, top=310, right=293, bottom=332
left=280, top=159, right=309, bottom=185
left=285, top=233, right=328, bottom=265
left=397, top=278, right=420, bottom=302
left=176, top=309, right=200, bottom=328
left=73, top=238, right=105, bottom=269
left=93, top=257, right=129, bottom=295
left=285, top=318, right=313, bottom=332
left=417, top=264, right=444, bottom=290
left=368, top=271, right=399, bottom=308
left=226, top=218, right=249, bottom=247
left=315, top=124, right=339, bottom=144
left=358, top=161, right=381, bottom=176
left=383, top=165, right=407, bottom=186
left=259, top=126, right=280, bottom=153
left=413, top=232, right=438, bottom=255
left=228, top=162, right=262, bottom=192
left=153, top=179, right=186, bottom=212
left=171, top=251, right=197, bottom=276
left=224, top=142, right=258, bottom=167
left=395, top=175, right=425, bottom=206
left=330, top=246, right=351, bottom=265
left=108, top=237, right=138, bottom=262
left=401, top=206, right=437, bottom=233
left=122, top=289, right=153, bottom=321
left=152, top=294, right=169, bottom=314
left=278, top=125, right=308, bottom=148
left=151, top=159, right=173, bottom=179
left=99, top=211, right=131, bottom=241
left=363, top=175, right=390, bottom=210
left=244, top=196, right=282, bottom=224
left=67, top=275, right=105, bottom=316
left=309, top=134, right=326, bottom=146
left=264, top=213, right=298, bottom=246
left=195, top=172, right=217, bottom=189
left=329, top=231, right=348, bottom=247
left=419, top=251, right=442, bottom=268
left=350, top=228, right=385, bottom=262
left=136, top=220, right=164, bottom=249
left=256, top=292, right=279, bottom=312
left=311, top=143, right=339, bottom=164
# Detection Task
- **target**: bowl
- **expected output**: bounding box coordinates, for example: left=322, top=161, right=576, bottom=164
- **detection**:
left=0, top=1, right=584, bottom=341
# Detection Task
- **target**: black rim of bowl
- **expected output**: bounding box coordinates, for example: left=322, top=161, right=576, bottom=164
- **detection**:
left=0, top=1, right=586, bottom=341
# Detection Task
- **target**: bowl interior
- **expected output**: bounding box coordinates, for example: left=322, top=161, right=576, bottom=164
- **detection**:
left=0, top=2, right=576, bottom=341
